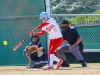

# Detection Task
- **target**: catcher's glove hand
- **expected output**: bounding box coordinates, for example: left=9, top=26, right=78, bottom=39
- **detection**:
left=28, top=45, right=38, bottom=54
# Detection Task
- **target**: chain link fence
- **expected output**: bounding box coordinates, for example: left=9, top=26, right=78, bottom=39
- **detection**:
left=0, top=0, right=46, bottom=65
left=50, top=0, right=100, bottom=52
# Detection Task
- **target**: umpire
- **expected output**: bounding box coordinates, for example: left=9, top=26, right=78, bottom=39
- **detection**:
left=56, top=20, right=87, bottom=67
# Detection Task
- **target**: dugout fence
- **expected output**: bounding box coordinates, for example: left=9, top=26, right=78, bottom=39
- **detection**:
left=0, top=0, right=47, bottom=65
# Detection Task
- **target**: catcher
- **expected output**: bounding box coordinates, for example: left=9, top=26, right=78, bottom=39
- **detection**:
left=23, top=35, right=48, bottom=68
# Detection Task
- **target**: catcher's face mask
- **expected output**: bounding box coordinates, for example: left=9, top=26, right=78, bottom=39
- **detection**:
left=31, top=35, right=40, bottom=42
left=32, top=38, right=38, bottom=42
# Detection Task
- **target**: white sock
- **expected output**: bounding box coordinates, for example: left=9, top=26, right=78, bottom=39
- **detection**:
left=54, top=55, right=60, bottom=62
left=49, top=54, right=55, bottom=66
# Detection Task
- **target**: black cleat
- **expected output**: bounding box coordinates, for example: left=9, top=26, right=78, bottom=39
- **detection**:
left=61, top=61, right=70, bottom=67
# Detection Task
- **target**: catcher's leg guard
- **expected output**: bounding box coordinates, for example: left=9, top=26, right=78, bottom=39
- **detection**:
left=34, top=61, right=48, bottom=68
left=23, top=49, right=33, bottom=65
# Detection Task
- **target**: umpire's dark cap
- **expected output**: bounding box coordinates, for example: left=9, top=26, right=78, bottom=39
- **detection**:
left=61, top=20, right=69, bottom=24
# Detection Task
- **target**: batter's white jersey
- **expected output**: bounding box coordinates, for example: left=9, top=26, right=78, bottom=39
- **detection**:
left=42, top=18, right=62, bottom=39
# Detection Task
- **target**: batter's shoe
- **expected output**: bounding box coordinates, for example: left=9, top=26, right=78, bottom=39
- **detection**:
left=56, top=59, right=63, bottom=69
left=44, top=65, right=53, bottom=70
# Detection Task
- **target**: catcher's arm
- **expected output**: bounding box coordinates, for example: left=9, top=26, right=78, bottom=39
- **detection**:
left=27, top=45, right=39, bottom=54
left=38, top=47, right=43, bottom=51
left=27, top=45, right=44, bottom=54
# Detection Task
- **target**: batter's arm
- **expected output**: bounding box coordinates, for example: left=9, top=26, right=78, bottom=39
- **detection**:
left=35, top=30, right=46, bottom=36
left=35, top=22, right=49, bottom=30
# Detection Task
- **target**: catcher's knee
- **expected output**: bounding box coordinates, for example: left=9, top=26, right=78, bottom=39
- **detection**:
left=23, top=49, right=31, bottom=58
left=23, top=49, right=28, bottom=55
left=23, top=49, right=27, bottom=54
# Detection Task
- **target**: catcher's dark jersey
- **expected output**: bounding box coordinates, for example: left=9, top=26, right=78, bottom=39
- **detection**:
left=28, top=41, right=46, bottom=61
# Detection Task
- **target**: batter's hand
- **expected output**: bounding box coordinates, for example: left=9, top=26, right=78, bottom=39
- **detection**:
left=29, top=32, right=36, bottom=36
left=29, top=29, right=37, bottom=36
left=32, top=28, right=37, bottom=32
left=29, top=32, right=33, bottom=36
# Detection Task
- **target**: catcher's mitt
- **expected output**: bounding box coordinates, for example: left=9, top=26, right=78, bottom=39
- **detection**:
left=28, top=45, right=38, bottom=54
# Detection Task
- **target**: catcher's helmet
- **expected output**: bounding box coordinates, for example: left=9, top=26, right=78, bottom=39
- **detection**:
left=31, top=35, right=40, bottom=42
left=39, top=12, right=49, bottom=19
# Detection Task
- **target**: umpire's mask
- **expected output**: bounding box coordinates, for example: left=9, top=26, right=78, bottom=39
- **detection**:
left=61, top=20, right=69, bottom=31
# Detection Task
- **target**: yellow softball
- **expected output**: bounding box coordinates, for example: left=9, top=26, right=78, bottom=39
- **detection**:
left=3, top=41, right=8, bottom=45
